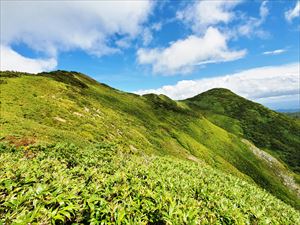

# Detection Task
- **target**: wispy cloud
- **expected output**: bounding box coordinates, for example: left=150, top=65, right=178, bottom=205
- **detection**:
left=135, top=63, right=300, bottom=101
left=262, top=49, right=287, bottom=55
left=236, top=1, right=269, bottom=39
left=285, top=1, right=300, bottom=22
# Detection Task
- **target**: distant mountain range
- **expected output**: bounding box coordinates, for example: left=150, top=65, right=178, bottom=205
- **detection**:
left=277, top=108, right=300, bottom=113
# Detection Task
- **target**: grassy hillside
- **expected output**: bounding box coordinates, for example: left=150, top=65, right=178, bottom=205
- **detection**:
left=1, top=70, right=299, bottom=221
left=184, top=88, right=300, bottom=173
left=1, top=143, right=299, bottom=224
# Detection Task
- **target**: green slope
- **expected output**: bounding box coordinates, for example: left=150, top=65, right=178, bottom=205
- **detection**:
left=0, top=71, right=299, bottom=219
left=1, top=143, right=299, bottom=224
left=184, top=88, right=300, bottom=173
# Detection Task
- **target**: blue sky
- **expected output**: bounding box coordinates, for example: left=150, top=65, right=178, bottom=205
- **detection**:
left=1, top=0, right=299, bottom=110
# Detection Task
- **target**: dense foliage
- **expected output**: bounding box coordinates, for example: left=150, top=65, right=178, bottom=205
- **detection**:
left=1, top=143, right=299, bottom=224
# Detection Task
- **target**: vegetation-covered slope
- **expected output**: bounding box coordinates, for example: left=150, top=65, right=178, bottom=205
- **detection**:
left=0, top=70, right=299, bottom=222
left=1, top=143, right=299, bottom=224
left=185, top=88, right=300, bottom=173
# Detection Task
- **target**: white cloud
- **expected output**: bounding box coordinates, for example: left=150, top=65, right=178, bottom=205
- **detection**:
left=0, top=45, right=57, bottom=73
left=177, top=0, right=269, bottom=39
left=256, top=94, right=300, bottom=110
left=285, top=1, right=300, bottom=22
left=259, top=1, right=269, bottom=19
left=177, top=0, right=239, bottom=33
left=135, top=63, right=300, bottom=102
left=236, top=1, right=269, bottom=38
left=263, top=49, right=286, bottom=55
left=141, top=22, right=163, bottom=46
left=142, top=28, right=154, bottom=46
left=137, top=27, right=246, bottom=75
left=152, top=22, right=162, bottom=31
left=0, top=0, right=153, bottom=72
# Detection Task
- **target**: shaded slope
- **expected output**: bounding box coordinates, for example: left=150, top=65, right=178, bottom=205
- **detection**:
left=0, top=71, right=299, bottom=209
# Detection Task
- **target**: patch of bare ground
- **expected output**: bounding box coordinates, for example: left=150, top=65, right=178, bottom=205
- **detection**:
left=242, top=139, right=300, bottom=197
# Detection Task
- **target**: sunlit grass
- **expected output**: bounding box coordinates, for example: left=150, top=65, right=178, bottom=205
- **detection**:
left=1, top=143, right=299, bottom=224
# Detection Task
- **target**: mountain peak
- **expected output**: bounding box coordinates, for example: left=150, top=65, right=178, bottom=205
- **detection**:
left=185, top=88, right=238, bottom=102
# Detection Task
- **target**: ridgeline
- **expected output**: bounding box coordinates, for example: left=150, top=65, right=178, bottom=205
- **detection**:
left=1, top=70, right=299, bottom=224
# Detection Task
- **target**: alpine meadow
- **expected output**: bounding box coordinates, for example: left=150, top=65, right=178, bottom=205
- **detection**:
left=1, top=0, right=300, bottom=224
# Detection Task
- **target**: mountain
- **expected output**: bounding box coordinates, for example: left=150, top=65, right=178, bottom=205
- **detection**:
left=1, top=71, right=299, bottom=223
left=184, top=88, right=300, bottom=173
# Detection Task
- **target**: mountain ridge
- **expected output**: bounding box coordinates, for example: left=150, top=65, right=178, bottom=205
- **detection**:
left=1, top=70, right=299, bottom=212
left=184, top=87, right=300, bottom=174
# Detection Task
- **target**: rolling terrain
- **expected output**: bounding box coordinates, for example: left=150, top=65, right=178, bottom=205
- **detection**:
left=0, top=71, right=299, bottom=224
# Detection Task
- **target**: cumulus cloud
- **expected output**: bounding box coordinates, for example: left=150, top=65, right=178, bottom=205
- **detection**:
left=0, top=0, right=152, bottom=72
left=137, top=27, right=246, bottom=75
left=177, top=0, right=239, bottom=33
left=0, top=45, right=57, bottom=73
left=285, top=1, right=300, bottom=22
left=135, top=63, right=300, bottom=101
left=262, top=49, right=286, bottom=55
left=137, top=1, right=271, bottom=75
